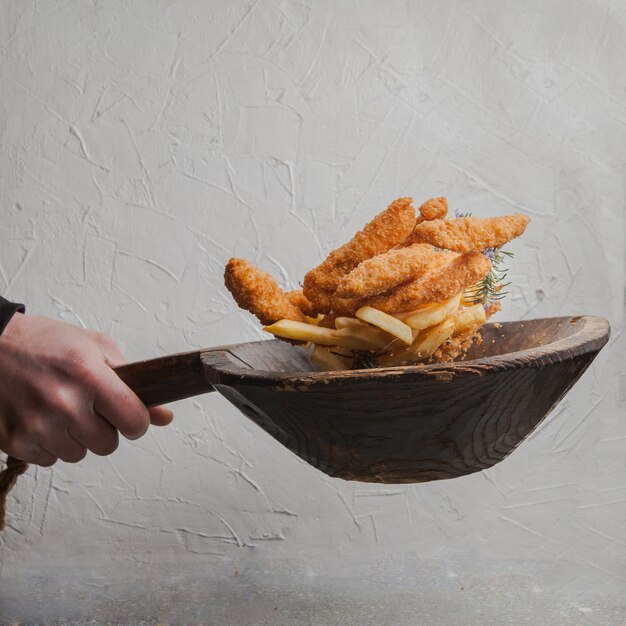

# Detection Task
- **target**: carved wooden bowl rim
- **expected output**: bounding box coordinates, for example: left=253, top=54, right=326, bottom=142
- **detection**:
left=203, top=315, right=610, bottom=388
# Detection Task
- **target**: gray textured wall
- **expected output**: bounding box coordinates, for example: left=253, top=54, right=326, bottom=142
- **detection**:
left=0, top=1, right=624, bottom=623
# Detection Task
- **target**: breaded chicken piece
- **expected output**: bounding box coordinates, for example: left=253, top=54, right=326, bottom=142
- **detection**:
left=303, top=197, right=416, bottom=312
left=329, top=295, right=367, bottom=317
left=365, top=251, right=491, bottom=313
left=318, top=313, right=339, bottom=329
left=410, top=215, right=529, bottom=253
left=330, top=251, right=457, bottom=316
left=224, top=258, right=305, bottom=325
left=400, top=197, right=448, bottom=245
left=417, top=197, right=448, bottom=222
left=335, top=244, right=439, bottom=299
left=286, top=289, right=318, bottom=317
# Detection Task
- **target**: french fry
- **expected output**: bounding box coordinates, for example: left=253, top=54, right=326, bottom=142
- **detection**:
left=335, top=317, right=368, bottom=330
left=331, top=346, right=355, bottom=358
left=311, top=346, right=353, bottom=371
left=334, top=325, right=397, bottom=350
left=355, top=306, right=413, bottom=345
left=264, top=319, right=395, bottom=351
left=306, top=314, right=325, bottom=326
left=396, top=294, right=461, bottom=331
left=453, top=303, right=486, bottom=335
left=264, top=320, right=341, bottom=345
left=378, top=318, right=455, bottom=367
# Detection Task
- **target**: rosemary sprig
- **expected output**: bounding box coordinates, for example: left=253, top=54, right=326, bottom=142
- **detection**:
left=453, top=208, right=514, bottom=306
left=352, top=351, right=381, bottom=369
left=465, top=248, right=513, bottom=305
left=332, top=349, right=386, bottom=369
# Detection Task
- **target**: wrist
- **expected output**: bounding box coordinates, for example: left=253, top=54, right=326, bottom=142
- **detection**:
left=0, top=297, right=25, bottom=338
left=1, top=310, right=26, bottom=341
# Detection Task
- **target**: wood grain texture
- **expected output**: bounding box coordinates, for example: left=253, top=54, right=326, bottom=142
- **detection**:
left=202, top=316, right=609, bottom=483
left=115, top=350, right=215, bottom=407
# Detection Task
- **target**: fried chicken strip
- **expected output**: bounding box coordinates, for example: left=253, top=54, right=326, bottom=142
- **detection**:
left=335, top=243, right=439, bottom=299
left=303, top=197, right=416, bottom=312
left=328, top=295, right=367, bottom=317
left=365, top=251, right=491, bottom=313
left=410, top=214, right=529, bottom=253
left=329, top=250, right=457, bottom=316
left=417, top=196, right=448, bottom=222
left=286, top=289, right=318, bottom=317
left=224, top=258, right=305, bottom=325
left=401, top=197, right=448, bottom=245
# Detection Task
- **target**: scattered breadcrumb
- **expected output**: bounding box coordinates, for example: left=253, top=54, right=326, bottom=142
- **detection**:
left=433, top=327, right=483, bottom=362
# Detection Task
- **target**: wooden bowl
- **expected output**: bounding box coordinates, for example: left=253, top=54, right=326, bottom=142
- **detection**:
left=3, top=316, right=608, bottom=534
left=201, top=315, right=609, bottom=483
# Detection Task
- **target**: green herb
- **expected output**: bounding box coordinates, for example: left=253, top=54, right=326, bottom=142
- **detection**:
left=465, top=248, right=513, bottom=305
left=453, top=209, right=514, bottom=305
left=336, top=349, right=386, bottom=369
left=353, top=352, right=379, bottom=369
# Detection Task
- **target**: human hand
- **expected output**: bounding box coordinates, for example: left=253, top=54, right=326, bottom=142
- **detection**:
left=0, top=314, right=173, bottom=466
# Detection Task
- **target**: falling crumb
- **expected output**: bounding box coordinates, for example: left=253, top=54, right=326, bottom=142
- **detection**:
left=432, top=328, right=482, bottom=362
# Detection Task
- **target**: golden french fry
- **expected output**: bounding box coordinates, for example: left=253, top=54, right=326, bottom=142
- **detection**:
left=453, top=303, right=486, bottom=335
left=378, top=318, right=455, bottom=367
left=328, top=346, right=353, bottom=358
left=305, top=314, right=325, bottom=326
left=264, top=320, right=341, bottom=345
left=334, top=325, right=397, bottom=351
left=265, top=319, right=395, bottom=351
left=397, top=294, right=461, bottom=331
left=311, top=346, right=353, bottom=371
left=335, top=317, right=368, bottom=330
left=355, top=306, right=413, bottom=345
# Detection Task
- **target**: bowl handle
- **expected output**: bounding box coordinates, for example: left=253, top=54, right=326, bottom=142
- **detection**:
left=114, top=349, right=216, bottom=407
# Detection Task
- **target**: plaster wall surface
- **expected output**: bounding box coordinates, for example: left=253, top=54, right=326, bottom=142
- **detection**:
left=0, top=1, right=625, bottom=623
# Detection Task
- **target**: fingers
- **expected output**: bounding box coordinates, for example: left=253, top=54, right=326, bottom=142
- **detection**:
left=70, top=409, right=120, bottom=457
left=1, top=412, right=73, bottom=466
left=8, top=443, right=58, bottom=467
left=92, top=365, right=151, bottom=440
left=149, top=406, right=174, bottom=427
left=46, top=385, right=119, bottom=457
left=38, top=427, right=87, bottom=464
left=89, top=333, right=174, bottom=431
left=33, top=445, right=58, bottom=467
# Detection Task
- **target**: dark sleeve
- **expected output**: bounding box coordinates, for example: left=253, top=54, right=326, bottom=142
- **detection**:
left=0, top=296, right=25, bottom=336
